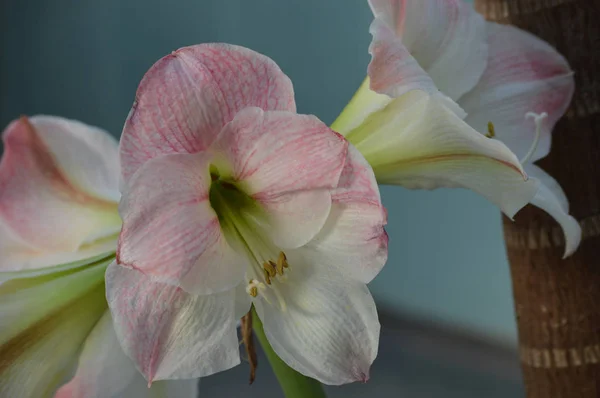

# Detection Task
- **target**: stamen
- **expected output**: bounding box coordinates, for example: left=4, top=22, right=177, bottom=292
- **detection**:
left=263, top=269, right=272, bottom=285
left=246, top=279, right=263, bottom=297
left=263, top=261, right=276, bottom=277
left=278, top=252, right=288, bottom=268
left=520, top=112, right=548, bottom=165
left=486, top=121, right=495, bottom=138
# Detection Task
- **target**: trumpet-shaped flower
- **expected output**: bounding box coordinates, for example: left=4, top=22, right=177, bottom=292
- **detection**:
left=0, top=116, right=197, bottom=397
left=333, top=0, right=579, bottom=256
left=108, top=43, right=388, bottom=385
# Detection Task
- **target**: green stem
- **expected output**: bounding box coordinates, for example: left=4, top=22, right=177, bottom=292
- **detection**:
left=251, top=308, right=327, bottom=398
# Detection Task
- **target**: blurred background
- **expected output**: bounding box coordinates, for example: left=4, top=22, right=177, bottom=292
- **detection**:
left=0, top=0, right=525, bottom=396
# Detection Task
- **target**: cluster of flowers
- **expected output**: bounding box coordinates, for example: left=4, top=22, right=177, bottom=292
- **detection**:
left=0, top=1, right=577, bottom=397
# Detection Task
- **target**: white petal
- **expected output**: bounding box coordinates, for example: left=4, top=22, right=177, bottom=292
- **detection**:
left=105, top=262, right=240, bottom=382
left=254, top=262, right=379, bottom=385
left=347, top=90, right=538, bottom=218
left=55, top=311, right=200, bottom=398
left=526, top=165, right=581, bottom=258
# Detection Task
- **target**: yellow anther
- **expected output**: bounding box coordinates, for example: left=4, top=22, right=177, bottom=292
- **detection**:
left=278, top=252, right=288, bottom=268
left=486, top=121, right=495, bottom=138
left=263, top=261, right=276, bottom=278
left=263, top=268, right=272, bottom=285
left=249, top=286, right=258, bottom=297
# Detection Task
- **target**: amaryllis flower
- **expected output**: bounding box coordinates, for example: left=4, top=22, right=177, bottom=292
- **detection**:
left=333, top=0, right=579, bottom=257
left=107, top=44, right=388, bottom=385
left=0, top=116, right=197, bottom=398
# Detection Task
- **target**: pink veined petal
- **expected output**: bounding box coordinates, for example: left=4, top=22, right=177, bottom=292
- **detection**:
left=0, top=117, right=121, bottom=253
left=105, top=263, right=241, bottom=383
left=28, top=116, right=121, bottom=202
left=367, top=18, right=438, bottom=99
left=525, top=164, right=581, bottom=258
left=120, top=43, right=296, bottom=183
left=117, top=152, right=245, bottom=294
left=254, top=263, right=379, bottom=385
left=459, top=22, right=574, bottom=161
left=367, top=0, right=488, bottom=100
left=302, top=145, right=388, bottom=284
left=54, top=311, right=200, bottom=398
left=213, top=107, right=348, bottom=249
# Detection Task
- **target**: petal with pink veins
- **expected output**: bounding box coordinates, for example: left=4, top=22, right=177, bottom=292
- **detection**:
left=54, top=311, right=199, bottom=398
left=213, top=107, right=348, bottom=249
left=0, top=118, right=121, bottom=253
left=105, top=263, right=240, bottom=382
left=302, top=145, right=388, bottom=284
left=117, top=152, right=245, bottom=294
left=459, top=22, right=574, bottom=162
left=367, top=0, right=488, bottom=100
left=120, top=43, right=296, bottom=183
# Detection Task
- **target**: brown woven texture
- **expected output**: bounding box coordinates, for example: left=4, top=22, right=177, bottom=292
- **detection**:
left=475, top=0, right=600, bottom=396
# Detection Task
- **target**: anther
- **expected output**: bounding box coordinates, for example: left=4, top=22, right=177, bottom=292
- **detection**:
left=263, top=268, right=272, bottom=285
left=278, top=252, right=288, bottom=268
left=246, top=279, right=261, bottom=297
left=486, top=121, right=495, bottom=138
left=263, top=261, right=276, bottom=277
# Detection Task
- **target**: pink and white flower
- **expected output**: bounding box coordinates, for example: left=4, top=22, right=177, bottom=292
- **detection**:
left=107, top=43, right=388, bottom=386
left=0, top=116, right=197, bottom=397
left=332, top=0, right=579, bottom=256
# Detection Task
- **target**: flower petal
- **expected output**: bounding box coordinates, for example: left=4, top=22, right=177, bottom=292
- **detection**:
left=0, top=258, right=109, bottom=346
left=254, top=263, right=379, bottom=385
left=367, top=18, right=438, bottom=98
left=300, top=145, right=388, bottom=283
left=0, top=284, right=106, bottom=398
left=368, top=0, right=488, bottom=100
left=0, top=117, right=121, bottom=253
left=117, top=153, right=245, bottom=294
left=348, top=90, right=538, bottom=218
left=0, top=220, right=116, bottom=273
left=459, top=22, right=574, bottom=161
left=54, top=311, right=199, bottom=398
left=120, top=43, right=296, bottom=183
left=28, top=116, right=121, bottom=202
left=105, top=262, right=240, bottom=382
left=526, top=165, right=581, bottom=258
left=213, top=107, right=348, bottom=249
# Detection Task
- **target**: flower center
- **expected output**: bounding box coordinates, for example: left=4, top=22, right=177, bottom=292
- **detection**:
left=208, top=169, right=292, bottom=309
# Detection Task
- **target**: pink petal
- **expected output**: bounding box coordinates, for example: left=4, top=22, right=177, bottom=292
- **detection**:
left=0, top=117, right=120, bottom=253
left=460, top=22, right=574, bottom=162
left=213, top=107, right=348, bottom=249
left=120, top=43, right=296, bottom=183
left=368, top=0, right=488, bottom=100
left=117, top=152, right=245, bottom=294
left=28, top=116, right=121, bottom=202
left=105, top=262, right=241, bottom=382
left=302, top=145, right=388, bottom=284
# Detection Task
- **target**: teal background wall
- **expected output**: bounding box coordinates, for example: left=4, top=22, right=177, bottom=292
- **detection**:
left=0, top=0, right=518, bottom=344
